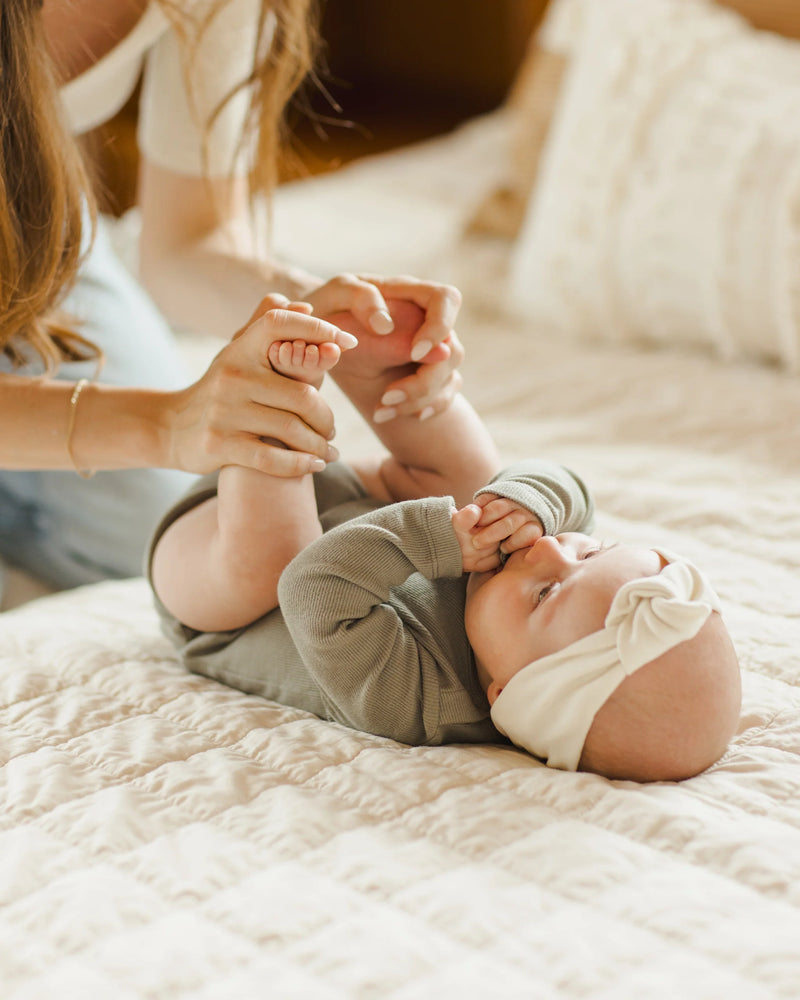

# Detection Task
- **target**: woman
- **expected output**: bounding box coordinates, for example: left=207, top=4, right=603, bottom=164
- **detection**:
left=0, top=0, right=462, bottom=591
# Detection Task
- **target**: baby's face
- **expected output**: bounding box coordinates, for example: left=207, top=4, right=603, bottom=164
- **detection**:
left=464, top=533, right=663, bottom=702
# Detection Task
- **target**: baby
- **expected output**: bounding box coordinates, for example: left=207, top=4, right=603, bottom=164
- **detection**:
left=149, top=300, right=741, bottom=783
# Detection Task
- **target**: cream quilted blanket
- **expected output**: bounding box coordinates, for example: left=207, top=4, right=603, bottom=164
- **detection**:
left=3, top=115, right=800, bottom=999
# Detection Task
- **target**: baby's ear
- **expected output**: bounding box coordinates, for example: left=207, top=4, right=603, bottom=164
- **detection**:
left=486, top=680, right=504, bottom=707
left=580, top=613, right=741, bottom=782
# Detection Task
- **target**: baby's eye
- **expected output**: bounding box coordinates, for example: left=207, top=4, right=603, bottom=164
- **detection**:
left=536, top=583, right=553, bottom=605
left=581, top=540, right=615, bottom=560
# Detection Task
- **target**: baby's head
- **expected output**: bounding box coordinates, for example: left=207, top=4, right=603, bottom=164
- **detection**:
left=464, top=534, right=741, bottom=782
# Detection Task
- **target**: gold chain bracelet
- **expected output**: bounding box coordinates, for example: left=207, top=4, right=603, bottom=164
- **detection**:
left=66, top=378, right=96, bottom=479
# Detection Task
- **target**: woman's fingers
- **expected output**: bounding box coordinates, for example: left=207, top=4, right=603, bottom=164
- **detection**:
left=230, top=293, right=292, bottom=340
left=242, top=372, right=338, bottom=450
left=307, top=273, right=463, bottom=354
left=357, top=274, right=462, bottom=358
left=167, top=294, right=361, bottom=478
left=375, top=369, right=462, bottom=423
left=306, top=274, right=394, bottom=335
left=375, top=335, right=465, bottom=421
left=170, top=351, right=339, bottom=474
left=244, top=308, right=358, bottom=357
left=224, top=436, right=331, bottom=478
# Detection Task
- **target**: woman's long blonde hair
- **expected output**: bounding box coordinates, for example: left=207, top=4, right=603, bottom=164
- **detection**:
left=1, top=0, right=320, bottom=373
left=0, top=0, right=100, bottom=373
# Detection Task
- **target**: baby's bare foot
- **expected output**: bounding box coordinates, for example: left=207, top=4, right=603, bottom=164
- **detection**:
left=268, top=340, right=341, bottom=389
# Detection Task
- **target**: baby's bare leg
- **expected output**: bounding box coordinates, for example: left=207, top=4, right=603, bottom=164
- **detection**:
left=158, top=341, right=342, bottom=631
left=206, top=341, right=341, bottom=627
left=268, top=340, right=341, bottom=389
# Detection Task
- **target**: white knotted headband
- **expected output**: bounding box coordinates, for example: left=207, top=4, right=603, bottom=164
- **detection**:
left=490, top=550, right=722, bottom=771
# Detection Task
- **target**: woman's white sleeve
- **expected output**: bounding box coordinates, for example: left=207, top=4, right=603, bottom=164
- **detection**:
left=138, top=0, right=264, bottom=176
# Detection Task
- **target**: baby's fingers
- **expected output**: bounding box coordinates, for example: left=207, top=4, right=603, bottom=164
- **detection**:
left=452, top=504, right=484, bottom=563
left=475, top=497, right=520, bottom=526
left=499, top=521, right=545, bottom=554
left=453, top=505, right=504, bottom=572
left=452, top=503, right=482, bottom=537
left=468, top=550, right=503, bottom=573
left=472, top=507, right=534, bottom=549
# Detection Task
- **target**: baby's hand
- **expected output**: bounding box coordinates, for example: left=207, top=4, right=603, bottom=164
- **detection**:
left=451, top=504, right=503, bottom=573
left=453, top=494, right=545, bottom=571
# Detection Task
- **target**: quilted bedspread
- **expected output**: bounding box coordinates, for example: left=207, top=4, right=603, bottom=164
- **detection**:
left=3, top=115, right=800, bottom=999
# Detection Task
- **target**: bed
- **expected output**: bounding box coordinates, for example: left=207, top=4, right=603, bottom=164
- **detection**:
left=4, top=2, right=800, bottom=995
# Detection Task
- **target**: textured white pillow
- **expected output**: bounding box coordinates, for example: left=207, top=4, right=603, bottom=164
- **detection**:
left=510, top=0, right=800, bottom=370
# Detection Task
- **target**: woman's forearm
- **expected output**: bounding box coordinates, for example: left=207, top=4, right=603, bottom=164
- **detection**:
left=1, top=303, right=351, bottom=479
left=138, top=163, right=323, bottom=339
left=139, top=235, right=322, bottom=341
left=0, top=373, right=171, bottom=471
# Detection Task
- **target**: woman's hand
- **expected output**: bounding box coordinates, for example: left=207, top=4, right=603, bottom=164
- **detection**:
left=305, top=272, right=462, bottom=362
left=162, top=295, right=357, bottom=477
left=372, top=332, right=464, bottom=424
left=319, top=294, right=465, bottom=422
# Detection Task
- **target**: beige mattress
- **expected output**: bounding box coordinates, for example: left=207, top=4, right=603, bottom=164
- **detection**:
left=3, top=114, right=800, bottom=998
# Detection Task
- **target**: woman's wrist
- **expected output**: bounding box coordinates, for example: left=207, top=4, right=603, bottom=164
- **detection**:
left=0, top=375, right=175, bottom=472
left=70, top=383, right=177, bottom=472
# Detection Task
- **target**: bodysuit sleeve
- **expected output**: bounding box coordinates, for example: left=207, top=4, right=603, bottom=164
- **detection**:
left=277, top=495, right=465, bottom=746
left=475, top=459, right=595, bottom=536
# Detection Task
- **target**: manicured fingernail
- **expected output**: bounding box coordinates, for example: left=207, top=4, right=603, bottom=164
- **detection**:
left=309, top=458, right=326, bottom=473
left=418, top=406, right=435, bottom=422
left=370, top=310, right=394, bottom=335
left=326, top=444, right=339, bottom=462
left=381, top=389, right=406, bottom=406
left=338, top=331, right=358, bottom=349
left=373, top=407, right=397, bottom=424
left=410, top=340, right=433, bottom=362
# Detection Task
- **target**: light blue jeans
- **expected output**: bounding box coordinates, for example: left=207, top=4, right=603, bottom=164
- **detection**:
left=0, top=216, right=195, bottom=589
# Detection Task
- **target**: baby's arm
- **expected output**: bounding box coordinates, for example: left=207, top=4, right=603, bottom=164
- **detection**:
left=350, top=392, right=500, bottom=510
left=278, top=494, right=466, bottom=745
left=329, top=300, right=501, bottom=507
left=151, top=341, right=341, bottom=633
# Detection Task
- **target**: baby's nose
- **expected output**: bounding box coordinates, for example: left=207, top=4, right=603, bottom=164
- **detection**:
left=524, top=535, right=568, bottom=566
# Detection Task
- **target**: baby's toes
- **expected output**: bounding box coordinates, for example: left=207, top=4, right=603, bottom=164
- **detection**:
left=290, top=341, right=311, bottom=368
left=267, top=342, right=282, bottom=368
left=317, top=342, right=342, bottom=371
